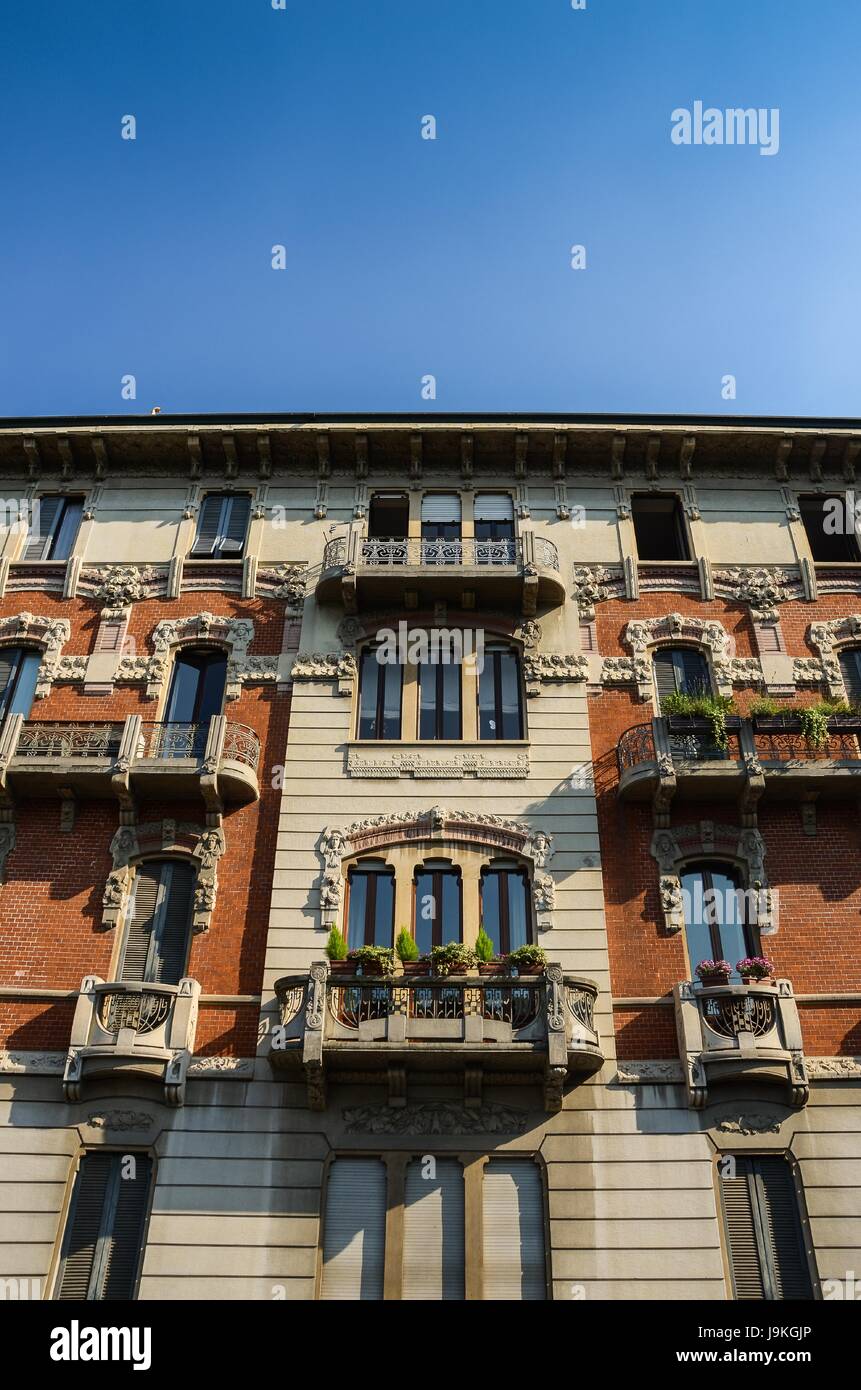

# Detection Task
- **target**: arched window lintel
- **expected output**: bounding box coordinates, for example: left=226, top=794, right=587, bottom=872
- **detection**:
left=650, top=823, right=773, bottom=937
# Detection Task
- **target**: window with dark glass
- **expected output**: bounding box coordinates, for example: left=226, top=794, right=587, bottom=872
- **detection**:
left=119, top=860, right=195, bottom=986
left=358, top=647, right=402, bottom=740
left=480, top=862, right=531, bottom=955
left=478, top=645, right=523, bottom=740
left=799, top=494, right=861, bottom=563
left=55, top=1150, right=152, bottom=1301
left=368, top=492, right=409, bottom=540
left=414, top=863, right=462, bottom=952
left=345, top=861, right=395, bottom=948
left=23, top=495, right=84, bottom=562
left=474, top=493, right=515, bottom=543
left=190, top=493, right=251, bottom=559
left=421, top=494, right=461, bottom=542
left=0, top=647, right=41, bottom=721
left=419, top=658, right=462, bottom=740
left=680, top=862, right=756, bottom=976
left=839, top=648, right=861, bottom=704
left=720, top=1156, right=813, bottom=1300
left=631, top=494, right=690, bottom=561
left=653, top=646, right=722, bottom=758
left=162, top=647, right=227, bottom=756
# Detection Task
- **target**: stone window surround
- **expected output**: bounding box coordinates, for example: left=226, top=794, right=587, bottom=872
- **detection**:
left=807, top=615, right=861, bottom=700
left=622, top=612, right=737, bottom=704
left=115, top=612, right=256, bottom=702
left=0, top=613, right=74, bottom=700
left=319, top=810, right=555, bottom=936
left=101, top=820, right=226, bottom=938
left=650, top=820, right=774, bottom=942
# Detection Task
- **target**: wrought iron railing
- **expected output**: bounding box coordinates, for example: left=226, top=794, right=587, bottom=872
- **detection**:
left=324, top=974, right=546, bottom=1030
left=617, top=722, right=657, bottom=772
left=16, top=721, right=124, bottom=759
left=222, top=721, right=262, bottom=771
left=701, top=991, right=777, bottom=1039
left=141, top=721, right=205, bottom=759
left=753, top=727, right=861, bottom=763
left=616, top=718, right=743, bottom=775
left=322, top=535, right=560, bottom=573
left=96, top=986, right=173, bottom=1036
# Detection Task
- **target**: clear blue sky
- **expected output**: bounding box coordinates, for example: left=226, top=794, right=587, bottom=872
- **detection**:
left=1, top=0, right=859, bottom=417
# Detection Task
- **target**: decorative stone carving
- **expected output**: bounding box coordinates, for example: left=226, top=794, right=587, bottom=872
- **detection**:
left=112, top=613, right=259, bottom=701
left=650, top=822, right=774, bottom=936
left=343, top=1101, right=529, bottom=1134
left=255, top=563, right=307, bottom=607
left=571, top=564, right=623, bottom=618
left=806, top=1056, right=861, bottom=1079
left=794, top=657, right=829, bottom=686
left=0, top=614, right=71, bottom=699
left=522, top=652, right=588, bottom=687
left=291, top=652, right=356, bottom=690
left=102, top=820, right=225, bottom=933
left=808, top=616, right=861, bottom=699
left=615, top=1060, right=684, bottom=1084
left=599, top=655, right=637, bottom=685
left=187, top=1056, right=254, bottom=1077
left=713, top=567, right=798, bottom=622
left=81, top=564, right=163, bottom=607
left=85, top=1111, right=154, bottom=1132
left=346, top=748, right=529, bottom=779
left=623, top=613, right=734, bottom=700
left=715, top=1112, right=782, bottom=1136
left=0, top=1051, right=66, bottom=1074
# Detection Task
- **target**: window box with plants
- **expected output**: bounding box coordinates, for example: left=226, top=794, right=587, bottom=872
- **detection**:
left=694, top=959, right=732, bottom=987
left=737, top=956, right=775, bottom=983
left=661, top=691, right=738, bottom=755
left=505, top=944, right=548, bottom=976
left=750, top=697, right=861, bottom=745
left=426, top=942, right=477, bottom=977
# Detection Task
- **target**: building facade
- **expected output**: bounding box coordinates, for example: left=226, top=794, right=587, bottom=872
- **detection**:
left=0, top=414, right=859, bottom=1301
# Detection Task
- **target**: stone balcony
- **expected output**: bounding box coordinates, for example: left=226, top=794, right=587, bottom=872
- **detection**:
left=63, top=975, right=201, bottom=1106
left=271, top=962, right=603, bottom=1112
left=673, top=978, right=808, bottom=1109
left=315, top=530, right=565, bottom=615
left=0, top=712, right=260, bottom=812
left=617, top=715, right=861, bottom=818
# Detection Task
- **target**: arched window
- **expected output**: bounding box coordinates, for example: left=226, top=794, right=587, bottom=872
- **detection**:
left=478, top=644, right=524, bottom=741
left=680, top=861, right=757, bottom=977
left=839, top=647, right=861, bottom=704
left=119, top=860, right=195, bottom=986
left=358, top=645, right=402, bottom=740
left=480, top=861, right=532, bottom=954
left=414, top=861, right=462, bottom=952
left=0, top=647, right=41, bottom=721
left=345, top=860, right=395, bottom=949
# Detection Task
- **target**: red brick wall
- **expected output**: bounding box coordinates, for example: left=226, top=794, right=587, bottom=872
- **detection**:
left=0, top=590, right=289, bottom=1056
left=589, top=592, right=861, bottom=1061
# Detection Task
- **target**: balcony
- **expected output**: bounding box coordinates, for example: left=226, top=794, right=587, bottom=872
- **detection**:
left=63, top=975, right=201, bottom=1106
left=316, top=531, right=565, bottom=615
left=0, top=713, right=260, bottom=810
left=617, top=715, right=861, bottom=815
left=674, top=978, right=808, bottom=1109
left=271, top=962, right=602, bottom=1112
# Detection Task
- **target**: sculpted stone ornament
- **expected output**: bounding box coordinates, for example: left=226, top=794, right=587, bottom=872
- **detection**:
left=571, top=564, right=620, bottom=618
left=0, top=613, right=71, bottom=699
left=343, top=1101, right=529, bottom=1135
left=715, top=1112, right=782, bottom=1136
left=713, top=566, right=796, bottom=622
left=256, top=563, right=307, bottom=607
left=84, top=565, right=161, bottom=607
left=623, top=613, right=734, bottom=700
left=659, top=875, right=684, bottom=933
left=651, top=821, right=775, bottom=936
left=808, top=616, right=861, bottom=699
left=102, top=820, right=225, bottom=933
left=523, top=652, right=588, bottom=687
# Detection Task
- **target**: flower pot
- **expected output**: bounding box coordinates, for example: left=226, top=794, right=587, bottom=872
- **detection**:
left=478, top=961, right=506, bottom=976
left=399, top=961, right=426, bottom=976
left=752, top=713, right=801, bottom=732
left=327, top=960, right=353, bottom=976
left=510, top=963, right=544, bottom=976
left=739, top=971, right=773, bottom=984
left=697, top=972, right=731, bottom=987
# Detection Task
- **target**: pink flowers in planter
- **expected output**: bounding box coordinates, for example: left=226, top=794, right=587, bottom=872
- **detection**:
left=737, top=956, right=775, bottom=980
left=695, top=960, right=732, bottom=981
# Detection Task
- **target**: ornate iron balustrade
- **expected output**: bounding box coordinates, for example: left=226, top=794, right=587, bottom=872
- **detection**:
left=17, top=721, right=124, bottom=759
left=64, top=976, right=201, bottom=1106
left=753, top=728, right=861, bottom=763
left=617, top=722, right=656, bottom=773
left=674, top=978, right=808, bottom=1109
left=141, top=722, right=205, bottom=760
left=358, top=537, right=523, bottom=568
left=221, top=722, right=261, bottom=771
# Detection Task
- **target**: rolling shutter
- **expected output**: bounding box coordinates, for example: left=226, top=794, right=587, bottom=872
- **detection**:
left=120, top=865, right=161, bottom=983
left=320, top=1158, right=386, bottom=1300
left=56, top=1151, right=152, bottom=1301
left=22, top=496, right=63, bottom=561
left=190, top=495, right=224, bottom=557
left=482, top=1159, right=546, bottom=1300
left=721, top=1156, right=813, bottom=1300
left=402, top=1159, right=465, bottom=1300
left=474, top=493, right=514, bottom=521
left=840, top=650, right=861, bottom=704
left=421, top=494, right=461, bottom=523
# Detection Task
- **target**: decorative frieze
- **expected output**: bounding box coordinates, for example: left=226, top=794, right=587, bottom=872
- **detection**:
left=343, top=1101, right=529, bottom=1134
left=523, top=652, right=588, bottom=692
left=346, top=747, right=529, bottom=779
left=712, top=566, right=801, bottom=621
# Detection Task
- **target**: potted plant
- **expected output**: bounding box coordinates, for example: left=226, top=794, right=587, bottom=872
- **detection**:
left=346, top=945, right=394, bottom=978
left=695, top=959, right=732, bottom=986
left=427, top=942, right=477, bottom=977
left=475, top=925, right=503, bottom=975
left=662, top=690, right=737, bottom=752
left=737, top=955, right=775, bottom=983
left=505, top=944, right=548, bottom=975
left=395, top=928, right=424, bottom=975
left=325, top=926, right=351, bottom=975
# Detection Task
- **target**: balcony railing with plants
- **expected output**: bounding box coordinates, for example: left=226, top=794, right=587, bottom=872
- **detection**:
left=63, top=975, right=201, bottom=1106
left=271, top=946, right=602, bottom=1112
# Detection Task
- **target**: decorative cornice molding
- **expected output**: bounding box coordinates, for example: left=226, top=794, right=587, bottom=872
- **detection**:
left=346, top=747, right=529, bottom=780
left=343, top=1101, right=529, bottom=1134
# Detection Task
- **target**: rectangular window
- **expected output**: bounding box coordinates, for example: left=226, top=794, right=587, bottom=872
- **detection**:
left=631, top=494, right=690, bottom=561
left=480, top=865, right=531, bottom=955
left=419, top=660, right=462, bottom=740
left=0, top=648, right=42, bottom=721
left=414, top=866, right=462, bottom=952
left=368, top=492, right=409, bottom=539
left=55, top=1150, right=152, bottom=1301
left=402, top=1159, right=465, bottom=1300
left=190, top=493, right=251, bottom=559
left=23, top=495, right=84, bottom=562
left=320, top=1158, right=386, bottom=1300
left=358, top=649, right=402, bottom=740
left=346, top=864, right=395, bottom=949
left=482, top=1159, right=547, bottom=1300
left=799, top=495, right=861, bottom=562
left=120, top=861, right=194, bottom=985
left=720, top=1156, right=813, bottom=1300
left=478, top=646, right=523, bottom=740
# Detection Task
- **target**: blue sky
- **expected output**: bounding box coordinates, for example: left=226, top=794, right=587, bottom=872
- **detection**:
left=0, top=0, right=859, bottom=417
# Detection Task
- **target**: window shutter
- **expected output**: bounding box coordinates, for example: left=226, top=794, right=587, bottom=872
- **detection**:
left=219, top=495, right=251, bottom=555
left=755, top=1157, right=813, bottom=1299
left=120, top=865, right=161, bottom=983
left=721, top=1164, right=766, bottom=1298
left=99, top=1155, right=153, bottom=1300
left=679, top=648, right=709, bottom=695
left=402, top=1159, right=465, bottom=1300
left=320, top=1158, right=386, bottom=1300
left=482, top=1159, right=546, bottom=1300
left=652, top=649, right=679, bottom=707
left=22, top=496, right=62, bottom=561
left=421, top=494, right=461, bottom=522
left=152, top=862, right=194, bottom=985
left=191, top=495, right=224, bottom=557
left=474, top=493, right=514, bottom=521
left=840, top=650, right=861, bottom=704
left=56, top=1151, right=114, bottom=1299
left=0, top=653, right=15, bottom=708
left=721, top=1156, right=813, bottom=1301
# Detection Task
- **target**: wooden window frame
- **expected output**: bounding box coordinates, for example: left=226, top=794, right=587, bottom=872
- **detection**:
left=480, top=863, right=533, bottom=954
left=714, top=1150, right=819, bottom=1302
left=412, top=864, right=463, bottom=949
left=478, top=645, right=524, bottom=742
left=49, top=1147, right=156, bottom=1302
left=344, top=862, right=395, bottom=949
